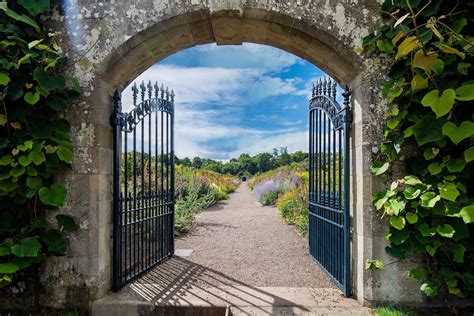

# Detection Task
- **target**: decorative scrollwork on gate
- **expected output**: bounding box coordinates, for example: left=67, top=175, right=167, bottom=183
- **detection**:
left=309, top=77, right=352, bottom=130
left=113, top=81, right=175, bottom=133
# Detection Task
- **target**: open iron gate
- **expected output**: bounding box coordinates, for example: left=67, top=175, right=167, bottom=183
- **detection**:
left=111, top=82, right=175, bottom=291
left=308, top=78, right=352, bottom=296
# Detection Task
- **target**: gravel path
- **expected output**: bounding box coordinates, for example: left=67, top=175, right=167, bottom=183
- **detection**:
left=175, top=183, right=335, bottom=288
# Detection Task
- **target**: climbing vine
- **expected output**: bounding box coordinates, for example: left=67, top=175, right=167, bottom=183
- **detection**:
left=363, top=0, right=473, bottom=298
left=0, top=1, right=78, bottom=289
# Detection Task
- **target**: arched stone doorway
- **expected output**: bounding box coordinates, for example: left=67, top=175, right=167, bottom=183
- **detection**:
left=44, top=1, right=422, bottom=308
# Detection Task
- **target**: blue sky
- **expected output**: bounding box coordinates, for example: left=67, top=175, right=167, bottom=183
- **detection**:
left=122, top=43, right=325, bottom=160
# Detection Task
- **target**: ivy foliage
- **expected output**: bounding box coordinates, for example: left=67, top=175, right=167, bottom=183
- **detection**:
left=364, top=0, right=474, bottom=298
left=0, top=1, right=78, bottom=288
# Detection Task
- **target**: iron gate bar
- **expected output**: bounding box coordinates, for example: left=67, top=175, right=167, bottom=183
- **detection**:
left=111, top=82, right=175, bottom=291
left=308, top=77, right=352, bottom=297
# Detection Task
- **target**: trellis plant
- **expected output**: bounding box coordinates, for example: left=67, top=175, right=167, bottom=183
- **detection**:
left=363, top=0, right=473, bottom=297
left=0, top=1, right=78, bottom=288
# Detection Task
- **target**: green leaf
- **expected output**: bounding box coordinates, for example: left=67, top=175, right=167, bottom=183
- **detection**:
left=420, top=192, right=440, bottom=208
left=421, top=89, right=456, bottom=118
left=388, top=228, right=409, bottom=245
left=26, top=176, right=42, bottom=190
left=452, top=244, right=465, bottom=263
left=18, top=0, right=50, bottom=16
left=11, top=237, right=41, bottom=257
left=455, top=84, right=474, bottom=101
left=409, top=267, right=427, bottom=281
left=396, top=36, right=419, bottom=60
left=24, top=91, right=40, bottom=105
left=42, top=230, right=67, bottom=254
left=0, top=263, right=19, bottom=274
left=438, top=183, right=460, bottom=202
left=411, top=74, right=428, bottom=90
left=0, top=3, right=40, bottom=32
left=28, top=151, right=45, bottom=165
left=47, top=96, right=68, bottom=112
left=0, top=72, right=10, bottom=86
left=446, top=159, right=465, bottom=173
left=33, top=68, right=66, bottom=92
left=404, top=175, right=422, bottom=185
left=464, top=147, right=474, bottom=163
left=420, top=282, right=438, bottom=297
left=418, top=223, right=436, bottom=237
left=423, top=147, right=439, bottom=160
left=371, top=161, right=389, bottom=176
left=403, top=187, right=421, bottom=200
left=57, top=146, right=73, bottom=163
left=406, top=212, right=418, bottom=224
left=459, top=206, right=474, bottom=224
left=412, top=116, right=444, bottom=146
left=10, top=166, right=25, bottom=178
left=457, top=62, right=470, bottom=75
left=0, top=155, right=12, bottom=166
left=442, top=121, right=474, bottom=145
left=427, top=162, right=444, bottom=175
left=426, top=244, right=437, bottom=256
left=39, top=184, right=67, bottom=207
left=56, top=214, right=77, bottom=231
left=452, top=18, right=467, bottom=33
left=436, top=224, right=455, bottom=238
left=18, top=155, right=32, bottom=167
left=432, top=58, right=444, bottom=75
left=390, top=216, right=406, bottom=230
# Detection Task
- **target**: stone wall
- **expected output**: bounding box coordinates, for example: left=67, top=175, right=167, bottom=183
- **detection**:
left=40, top=0, right=423, bottom=309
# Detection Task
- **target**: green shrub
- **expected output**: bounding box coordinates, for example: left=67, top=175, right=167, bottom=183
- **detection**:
left=259, top=191, right=279, bottom=206
left=276, top=187, right=309, bottom=235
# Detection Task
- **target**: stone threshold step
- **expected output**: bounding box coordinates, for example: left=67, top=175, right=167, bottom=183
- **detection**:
left=91, top=286, right=371, bottom=316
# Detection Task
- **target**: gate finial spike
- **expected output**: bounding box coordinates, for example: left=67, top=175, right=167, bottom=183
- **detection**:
left=140, top=81, right=146, bottom=101
left=132, top=82, right=138, bottom=105
left=154, top=81, right=159, bottom=98
left=147, top=80, right=153, bottom=99
left=312, top=83, right=315, bottom=98
left=332, top=80, right=337, bottom=100
left=318, top=78, right=323, bottom=95
left=323, top=77, right=327, bottom=96
left=165, top=86, right=170, bottom=101
left=170, top=89, right=175, bottom=103
left=160, top=83, right=165, bottom=99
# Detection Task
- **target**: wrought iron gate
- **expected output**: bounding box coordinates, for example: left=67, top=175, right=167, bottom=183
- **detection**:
left=308, top=78, right=352, bottom=296
left=111, top=82, right=175, bottom=291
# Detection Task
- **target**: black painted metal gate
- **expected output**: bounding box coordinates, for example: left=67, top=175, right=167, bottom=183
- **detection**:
left=111, top=82, right=175, bottom=291
left=308, top=78, right=352, bottom=296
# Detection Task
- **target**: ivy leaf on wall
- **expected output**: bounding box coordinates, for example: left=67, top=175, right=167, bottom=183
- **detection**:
left=455, top=84, right=474, bottom=101
left=421, top=89, right=456, bottom=118
left=39, top=184, right=67, bottom=207
left=396, top=36, right=420, bottom=60
left=442, top=121, right=474, bottom=145
left=18, top=0, right=50, bottom=16
left=11, top=237, right=41, bottom=257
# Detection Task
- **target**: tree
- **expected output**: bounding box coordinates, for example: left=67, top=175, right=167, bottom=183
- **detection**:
left=255, top=152, right=274, bottom=172
left=192, top=157, right=202, bottom=169
left=180, top=157, right=192, bottom=167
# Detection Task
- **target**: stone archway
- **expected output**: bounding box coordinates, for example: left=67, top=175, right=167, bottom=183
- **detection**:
left=43, top=0, right=422, bottom=309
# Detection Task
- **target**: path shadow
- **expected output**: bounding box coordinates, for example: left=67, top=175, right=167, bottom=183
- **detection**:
left=129, top=256, right=311, bottom=315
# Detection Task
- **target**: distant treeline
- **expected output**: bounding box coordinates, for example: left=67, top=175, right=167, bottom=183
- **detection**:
left=176, top=147, right=308, bottom=176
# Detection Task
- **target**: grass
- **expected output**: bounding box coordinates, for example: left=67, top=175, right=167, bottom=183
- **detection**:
left=374, top=306, right=417, bottom=316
